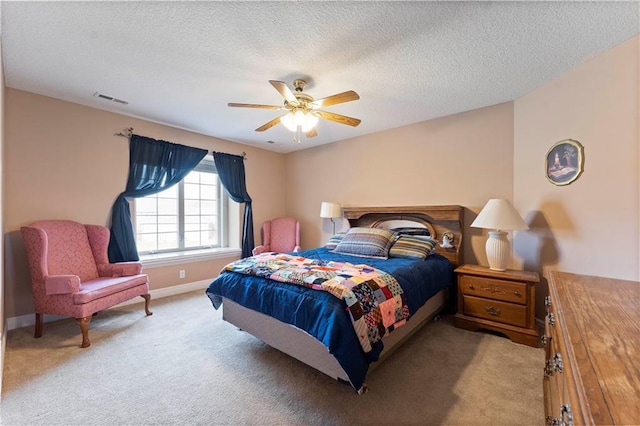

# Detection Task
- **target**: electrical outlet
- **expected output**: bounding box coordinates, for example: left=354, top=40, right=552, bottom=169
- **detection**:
left=179, top=270, right=185, bottom=279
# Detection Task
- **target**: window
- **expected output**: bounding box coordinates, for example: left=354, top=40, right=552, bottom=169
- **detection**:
left=133, top=158, right=228, bottom=254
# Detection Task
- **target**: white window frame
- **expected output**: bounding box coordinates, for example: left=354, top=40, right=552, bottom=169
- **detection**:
left=131, top=157, right=241, bottom=268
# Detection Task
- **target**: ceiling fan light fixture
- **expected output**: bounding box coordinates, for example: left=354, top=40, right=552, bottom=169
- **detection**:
left=280, top=110, right=318, bottom=132
left=279, top=113, right=296, bottom=131
left=229, top=79, right=360, bottom=142
left=301, top=114, right=319, bottom=132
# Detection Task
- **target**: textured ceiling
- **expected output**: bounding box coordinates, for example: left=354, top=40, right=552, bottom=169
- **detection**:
left=1, top=1, right=638, bottom=153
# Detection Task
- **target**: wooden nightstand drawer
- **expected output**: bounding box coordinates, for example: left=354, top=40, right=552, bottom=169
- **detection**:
left=462, top=295, right=528, bottom=327
left=459, top=275, right=528, bottom=305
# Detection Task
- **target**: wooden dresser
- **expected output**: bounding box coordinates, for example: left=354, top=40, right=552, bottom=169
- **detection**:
left=544, top=271, right=640, bottom=425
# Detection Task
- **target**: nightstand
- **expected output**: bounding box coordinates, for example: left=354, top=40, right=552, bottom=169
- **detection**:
left=453, top=264, right=540, bottom=347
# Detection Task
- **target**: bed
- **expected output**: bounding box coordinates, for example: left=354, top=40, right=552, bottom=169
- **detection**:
left=206, top=205, right=463, bottom=393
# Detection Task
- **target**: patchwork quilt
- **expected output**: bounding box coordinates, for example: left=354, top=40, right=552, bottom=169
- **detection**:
left=223, top=252, right=410, bottom=353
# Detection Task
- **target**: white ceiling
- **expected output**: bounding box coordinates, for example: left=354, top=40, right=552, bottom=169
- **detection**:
left=1, top=1, right=638, bottom=153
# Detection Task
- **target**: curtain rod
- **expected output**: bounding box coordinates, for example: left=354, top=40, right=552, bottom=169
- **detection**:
left=114, top=127, right=247, bottom=160
left=114, top=127, right=133, bottom=138
left=213, top=151, right=247, bottom=160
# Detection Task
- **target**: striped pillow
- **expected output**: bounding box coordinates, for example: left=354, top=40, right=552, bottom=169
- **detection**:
left=325, top=233, right=346, bottom=250
left=389, top=235, right=438, bottom=260
left=333, top=227, right=397, bottom=258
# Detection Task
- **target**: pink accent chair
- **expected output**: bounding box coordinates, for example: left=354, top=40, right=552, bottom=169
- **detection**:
left=21, top=220, right=152, bottom=348
left=252, top=217, right=301, bottom=256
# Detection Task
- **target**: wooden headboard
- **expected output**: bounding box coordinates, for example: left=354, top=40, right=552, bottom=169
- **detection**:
left=343, top=205, right=464, bottom=266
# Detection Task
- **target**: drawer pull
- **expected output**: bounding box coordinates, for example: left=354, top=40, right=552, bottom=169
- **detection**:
left=543, top=363, right=552, bottom=380
left=545, top=416, right=561, bottom=426
left=547, top=313, right=555, bottom=326
left=514, top=290, right=521, bottom=296
left=485, top=306, right=500, bottom=316
left=544, top=359, right=555, bottom=378
left=545, top=404, right=574, bottom=425
left=545, top=353, right=563, bottom=376
left=468, top=284, right=475, bottom=290
left=560, top=404, right=573, bottom=426
left=553, top=353, right=564, bottom=373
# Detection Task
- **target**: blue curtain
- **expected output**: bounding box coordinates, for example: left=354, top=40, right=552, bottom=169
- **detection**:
left=213, top=152, right=254, bottom=258
left=108, top=135, right=208, bottom=262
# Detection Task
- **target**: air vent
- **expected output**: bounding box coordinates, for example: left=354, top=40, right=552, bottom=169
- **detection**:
left=93, top=92, right=129, bottom=105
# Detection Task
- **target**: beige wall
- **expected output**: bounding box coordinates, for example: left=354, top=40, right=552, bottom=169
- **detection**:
left=284, top=102, right=516, bottom=266
left=3, top=36, right=638, bottom=324
left=285, top=35, right=640, bottom=323
left=514, top=35, right=639, bottom=316
left=3, top=89, right=287, bottom=318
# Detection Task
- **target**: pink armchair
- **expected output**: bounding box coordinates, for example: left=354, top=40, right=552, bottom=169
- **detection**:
left=252, top=217, right=301, bottom=255
left=21, top=220, right=152, bottom=348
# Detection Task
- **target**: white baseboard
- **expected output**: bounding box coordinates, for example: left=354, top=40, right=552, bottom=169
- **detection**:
left=112, top=278, right=212, bottom=308
left=6, top=278, right=213, bottom=331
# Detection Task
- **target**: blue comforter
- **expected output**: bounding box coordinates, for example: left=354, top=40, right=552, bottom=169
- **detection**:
left=205, top=247, right=453, bottom=391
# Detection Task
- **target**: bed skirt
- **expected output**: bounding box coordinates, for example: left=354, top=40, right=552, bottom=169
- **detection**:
left=221, top=288, right=448, bottom=390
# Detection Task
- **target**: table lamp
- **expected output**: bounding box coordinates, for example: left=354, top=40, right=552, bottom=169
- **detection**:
left=320, top=202, right=342, bottom=235
left=471, top=199, right=528, bottom=271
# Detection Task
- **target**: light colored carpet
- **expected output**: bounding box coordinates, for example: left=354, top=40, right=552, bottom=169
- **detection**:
left=1, top=290, right=544, bottom=425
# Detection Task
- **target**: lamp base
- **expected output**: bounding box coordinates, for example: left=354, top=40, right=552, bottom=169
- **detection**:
left=485, top=231, right=511, bottom=271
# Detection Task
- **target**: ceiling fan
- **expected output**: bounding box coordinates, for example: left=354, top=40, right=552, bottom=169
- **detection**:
left=228, top=79, right=361, bottom=142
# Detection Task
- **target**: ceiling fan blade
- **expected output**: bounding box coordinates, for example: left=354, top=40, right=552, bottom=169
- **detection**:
left=269, top=80, right=298, bottom=104
left=228, top=103, right=283, bottom=110
left=312, top=90, right=360, bottom=108
left=255, top=115, right=287, bottom=132
left=315, top=110, right=361, bottom=127
left=306, top=128, right=318, bottom=138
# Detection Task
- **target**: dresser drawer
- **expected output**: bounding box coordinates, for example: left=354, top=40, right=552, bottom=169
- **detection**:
left=460, top=275, right=528, bottom=305
left=462, top=295, right=527, bottom=327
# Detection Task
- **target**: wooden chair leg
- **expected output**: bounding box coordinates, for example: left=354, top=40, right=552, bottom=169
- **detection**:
left=76, top=316, right=92, bottom=348
left=141, top=294, right=153, bottom=316
left=34, top=313, right=43, bottom=338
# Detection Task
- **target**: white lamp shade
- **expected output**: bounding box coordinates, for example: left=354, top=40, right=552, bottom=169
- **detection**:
left=470, top=199, right=528, bottom=231
left=320, top=202, right=342, bottom=219
left=471, top=199, right=528, bottom=271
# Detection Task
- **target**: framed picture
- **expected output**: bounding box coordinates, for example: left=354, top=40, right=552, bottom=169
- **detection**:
left=545, top=139, right=584, bottom=186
